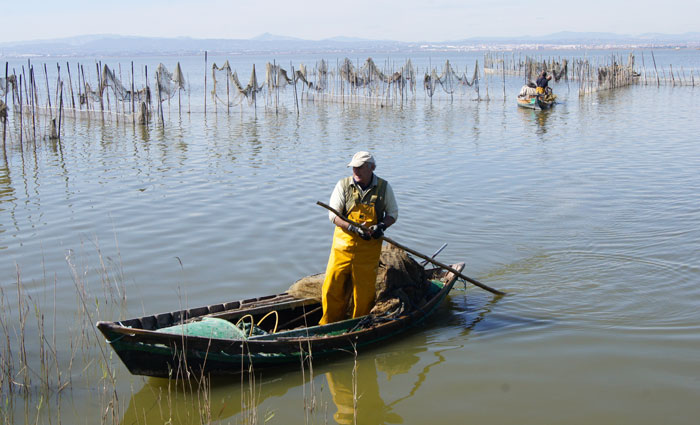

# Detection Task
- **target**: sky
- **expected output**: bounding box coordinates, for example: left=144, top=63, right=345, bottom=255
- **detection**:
left=3, top=0, right=699, bottom=43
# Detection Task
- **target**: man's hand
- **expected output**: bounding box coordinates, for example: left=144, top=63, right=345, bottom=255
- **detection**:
left=348, top=224, right=371, bottom=240
left=369, top=222, right=386, bottom=239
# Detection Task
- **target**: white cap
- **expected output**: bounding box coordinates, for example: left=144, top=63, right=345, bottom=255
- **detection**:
left=347, top=151, right=375, bottom=167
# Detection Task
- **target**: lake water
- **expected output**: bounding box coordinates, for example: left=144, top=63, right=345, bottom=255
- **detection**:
left=1, top=49, right=699, bottom=424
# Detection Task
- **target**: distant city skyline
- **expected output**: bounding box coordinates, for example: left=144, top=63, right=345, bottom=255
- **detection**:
left=3, top=0, right=699, bottom=43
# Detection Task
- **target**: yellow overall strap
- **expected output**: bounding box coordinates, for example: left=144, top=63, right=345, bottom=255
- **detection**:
left=342, top=176, right=388, bottom=222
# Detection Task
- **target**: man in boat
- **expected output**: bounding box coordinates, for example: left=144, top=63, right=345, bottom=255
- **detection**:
left=319, top=151, right=398, bottom=325
left=536, top=71, right=552, bottom=95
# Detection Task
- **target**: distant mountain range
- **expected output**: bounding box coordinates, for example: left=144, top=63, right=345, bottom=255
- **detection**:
left=1, top=32, right=699, bottom=57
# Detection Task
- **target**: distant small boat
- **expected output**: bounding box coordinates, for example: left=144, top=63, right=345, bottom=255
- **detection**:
left=96, top=263, right=464, bottom=377
left=517, top=94, right=555, bottom=110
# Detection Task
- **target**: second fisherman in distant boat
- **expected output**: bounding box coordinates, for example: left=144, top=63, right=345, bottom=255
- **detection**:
left=536, top=70, right=552, bottom=94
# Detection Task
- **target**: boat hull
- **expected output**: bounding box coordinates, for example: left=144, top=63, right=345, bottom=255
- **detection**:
left=517, top=96, right=554, bottom=110
left=96, top=264, right=464, bottom=377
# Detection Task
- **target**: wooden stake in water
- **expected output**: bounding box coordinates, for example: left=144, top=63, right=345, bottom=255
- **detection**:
left=18, top=74, right=23, bottom=143
left=292, top=63, right=299, bottom=116
left=96, top=62, right=105, bottom=119
left=29, top=65, right=37, bottom=141
left=226, top=62, right=230, bottom=115
left=2, top=62, right=8, bottom=147
left=119, top=64, right=125, bottom=119
left=131, top=61, right=135, bottom=124
left=66, top=62, right=76, bottom=111
left=177, top=63, right=181, bottom=118
left=44, top=64, right=53, bottom=120
left=502, top=53, right=506, bottom=102
left=204, top=51, right=208, bottom=117
left=55, top=63, right=62, bottom=114
left=670, top=64, right=675, bottom=86
left=274, top=60, right=279, bottom=116
left=81, top=64, right=90, bottom=116
left=252, top=64, right=257, bottom=119
left=651, top=51, right=660, bottom=87
left=156, top=68, right=164, bottom=126
left=57, top=81, right=63, bottom=140
left=145, top=65, right=150, bottom=124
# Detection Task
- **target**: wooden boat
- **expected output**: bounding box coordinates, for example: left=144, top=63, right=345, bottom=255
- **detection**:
left=96, top=263, right=465, bottom=377
left=517, top=94, right=555, bottom=110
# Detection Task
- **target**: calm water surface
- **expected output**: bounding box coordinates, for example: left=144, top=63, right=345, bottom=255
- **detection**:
left=1, top=50, right=699, bottom=424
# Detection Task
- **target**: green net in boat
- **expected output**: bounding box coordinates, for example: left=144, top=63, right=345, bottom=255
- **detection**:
left=157, top=317, right=247, bottom=339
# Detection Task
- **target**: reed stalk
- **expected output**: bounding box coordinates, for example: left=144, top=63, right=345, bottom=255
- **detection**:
left=351, top=342, right=358, bottom=425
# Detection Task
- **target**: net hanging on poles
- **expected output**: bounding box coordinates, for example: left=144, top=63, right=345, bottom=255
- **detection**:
left=211, top=61, right=265, bottom=107
left=155, top=63, right=186, bottom=100
left=0, top=76, right=17, bottom=98
left=424, top=60, right=479, bottom=98
left=86, top=64, right=151, bottom=106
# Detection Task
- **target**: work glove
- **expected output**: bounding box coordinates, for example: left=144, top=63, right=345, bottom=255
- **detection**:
left=347, top=224, right=371, bottom=240
left=369, top=222, right=386, bottom=239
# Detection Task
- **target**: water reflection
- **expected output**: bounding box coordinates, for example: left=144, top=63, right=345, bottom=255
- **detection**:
left=119, top=377, right=252, bottom=425
left=323, top=295, right=503, bottom=425
left=324, top=352, right=409, bottom=425
left=0, top=156, right=14, bottom=250
left=518, top=107, right=556, bottom=136
left=119, top=351, right=413, bottom=425
left=534, top=109, right=552, bottom=134
left=517, top=107, right=553, bottom=135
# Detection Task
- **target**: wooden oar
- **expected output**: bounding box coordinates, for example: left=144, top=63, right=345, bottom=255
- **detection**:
left=317, top=201, right=505, bottom=296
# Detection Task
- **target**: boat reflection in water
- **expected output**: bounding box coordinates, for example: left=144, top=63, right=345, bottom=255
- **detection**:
left=325, top=349, right=416, bottom=425
left=518, top=106, right=554, bottom=136
left=119, top=346, right=417, bottom=425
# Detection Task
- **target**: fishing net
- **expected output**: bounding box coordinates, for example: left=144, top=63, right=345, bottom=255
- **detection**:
left=287, top=244, right=431, bottom=319
left=371, top=243, right=429, bottom=317
left=80, top=82, right=103, bottom=104
left=207, top=57, right=420, bottom=107
left=424, top=60, right=479, bottom=98
left=315, top=59, right=329, bottom=91
left=265, top=62, right=293, bottom=89
left=519, top=85, right=538, bottom=97
left=287, top=273, right=326, bottom=300
left=294, top=64, right=313, bottom=89
left=101, top=64, right=131, bottom=101
left=597, top=58, right=636, bottom=87
left=211, top=60, right=264, bottom=107
left=339, top=57, right=415, bottom=91
left=525, top=58, right=569, bottom=83
left=551, top=59, right=568, bottom=81
left=0, top=75, right=16, bottom=98
left=80, top=65, right=151, bottom=106
left=157, top=317, right=247, bottom=339
left=155, top=63, right=186, bottom=100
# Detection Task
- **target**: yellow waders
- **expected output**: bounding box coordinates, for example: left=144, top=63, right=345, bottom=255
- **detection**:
left=319, top=203, right=383, bottom=325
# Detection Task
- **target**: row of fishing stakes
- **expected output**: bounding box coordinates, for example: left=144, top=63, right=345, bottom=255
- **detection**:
left=0, top=59, right=188, bottom=144
left=484, top=51, right=699, bottom=97
left=2, top=51, right=697, bottom=145
left=205, top=56, right=483, bottom=115
left=0, top=54, right=487, bottom=144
